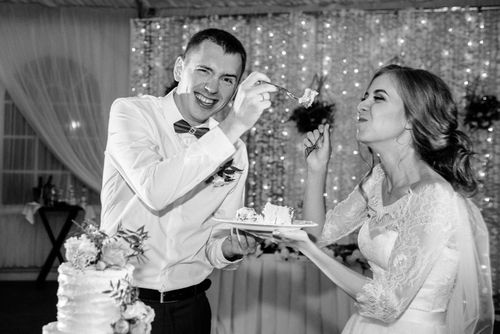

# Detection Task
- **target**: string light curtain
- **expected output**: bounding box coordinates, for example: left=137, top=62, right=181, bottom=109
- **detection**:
left=130, top=8, right=500, bottom=307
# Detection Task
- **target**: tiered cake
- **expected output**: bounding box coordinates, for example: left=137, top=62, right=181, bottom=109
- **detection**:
left=43, top=264, right=134, bottom=334
left=42, top=222, right=154, bottom=334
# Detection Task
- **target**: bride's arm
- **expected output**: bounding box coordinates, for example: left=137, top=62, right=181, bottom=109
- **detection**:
left=301, top=124, right=330, bottom=238
left=302, top=166, right=327, bottom=237
left=275, top=229, right=369, bottom=299
left=302, top=239, right=369, bottom=299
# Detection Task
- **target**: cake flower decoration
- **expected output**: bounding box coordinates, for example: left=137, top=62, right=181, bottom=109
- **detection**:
left=65, top=220, right=149, bottom=270
left=105, top=278, right=155, bottom=334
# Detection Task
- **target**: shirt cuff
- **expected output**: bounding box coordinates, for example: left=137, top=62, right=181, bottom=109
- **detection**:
left=213, top=236, right=243, bottom=269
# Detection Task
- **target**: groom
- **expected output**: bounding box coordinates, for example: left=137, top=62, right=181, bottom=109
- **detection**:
left=100, top=28, right=277, bottom=333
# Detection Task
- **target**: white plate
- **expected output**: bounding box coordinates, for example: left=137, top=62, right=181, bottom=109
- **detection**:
left=213, top=218, right=317, bottom=232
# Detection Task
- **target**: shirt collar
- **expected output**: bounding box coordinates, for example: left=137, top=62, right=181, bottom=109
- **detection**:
left=163, top=88, right=219, bottom=130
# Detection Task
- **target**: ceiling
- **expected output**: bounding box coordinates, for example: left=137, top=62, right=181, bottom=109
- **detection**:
left=1, top=0, right=499, bottom=16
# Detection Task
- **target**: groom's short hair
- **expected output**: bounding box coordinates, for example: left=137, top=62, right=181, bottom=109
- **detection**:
left=183, top=28, right=247, bottom=78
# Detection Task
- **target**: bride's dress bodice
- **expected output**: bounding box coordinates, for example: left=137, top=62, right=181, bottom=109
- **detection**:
left=319, top=164, right=460, bottom=323
left=357, top=217, right=458, bottom=314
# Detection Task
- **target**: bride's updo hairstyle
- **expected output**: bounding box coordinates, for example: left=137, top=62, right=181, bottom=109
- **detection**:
left=360, top=64, right=478, bottom=196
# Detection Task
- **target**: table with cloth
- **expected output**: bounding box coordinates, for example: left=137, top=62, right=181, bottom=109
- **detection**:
left=207, top=253, right=356, bottom=334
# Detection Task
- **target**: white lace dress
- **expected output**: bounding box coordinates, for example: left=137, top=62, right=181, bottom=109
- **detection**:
left=320, top=164, right=461, bottom=334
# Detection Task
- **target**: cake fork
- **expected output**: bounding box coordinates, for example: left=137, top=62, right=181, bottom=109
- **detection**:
left=305, top=132, right=324, bottom=158
left=258, top=80, right=300, bottom=101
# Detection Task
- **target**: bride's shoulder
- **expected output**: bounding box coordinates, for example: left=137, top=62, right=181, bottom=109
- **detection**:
left=410, top=174, right=455, bottom=201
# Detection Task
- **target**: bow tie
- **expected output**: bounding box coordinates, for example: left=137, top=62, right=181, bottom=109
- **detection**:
left=173, top=119, right=209, bottom=139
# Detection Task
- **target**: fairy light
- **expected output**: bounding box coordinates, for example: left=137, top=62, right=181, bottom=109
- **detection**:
left=69, top=120, right=81, bottom=130
left=130, top=14, right=500, bottom=285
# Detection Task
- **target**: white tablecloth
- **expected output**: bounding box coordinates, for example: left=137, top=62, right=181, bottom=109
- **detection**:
left=207, top=254, right=356, bottom=334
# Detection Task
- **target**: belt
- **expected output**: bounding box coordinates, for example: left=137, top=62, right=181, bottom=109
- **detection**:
left=137, top=279, right=211, bottom=303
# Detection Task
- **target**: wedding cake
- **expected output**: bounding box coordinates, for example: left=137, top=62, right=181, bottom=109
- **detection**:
left=42, top=222, right=154, bottom=334
left=236, top=202, right=295, bottom=225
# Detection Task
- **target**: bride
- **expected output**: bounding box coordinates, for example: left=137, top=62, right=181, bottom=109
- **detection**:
left=276, top=65, right=494, bottom=334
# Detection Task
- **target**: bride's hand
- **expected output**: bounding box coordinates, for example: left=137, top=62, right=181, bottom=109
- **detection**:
left=273, top=229, right=312, bottom=251
left=304, top=123, right=331, bottom=171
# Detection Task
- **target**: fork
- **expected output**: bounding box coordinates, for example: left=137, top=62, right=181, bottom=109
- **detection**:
left=258, top=80, right=300, bottom=101
left=305, top=132, right=326, bottom=158
left=258, top=80, right=321, bottom=157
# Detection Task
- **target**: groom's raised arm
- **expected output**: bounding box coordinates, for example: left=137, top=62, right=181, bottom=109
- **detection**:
left=105, top=97, right=236, bottom=212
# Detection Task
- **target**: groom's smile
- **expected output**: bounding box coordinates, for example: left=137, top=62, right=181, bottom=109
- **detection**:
left=194, top=91, right=219, bottom=109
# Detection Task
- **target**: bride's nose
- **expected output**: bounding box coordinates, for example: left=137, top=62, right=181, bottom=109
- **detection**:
left=357, top=99, right=369, bottom=113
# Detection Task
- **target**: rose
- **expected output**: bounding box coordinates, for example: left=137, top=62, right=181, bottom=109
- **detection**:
left=143, top=305, right=155, bottom=323
left=101, top=239, right=131, bottom=267
left=95, top=260, right=107, bottom=270
left=64, top=236, right=81, bottom=262
left=113, top=318, right=130, bottom=334
left=130, top=320, right=149, bottom=334
left=122, top=301, right=148, bottom=320
left=65, top=235, right=98, bottom=269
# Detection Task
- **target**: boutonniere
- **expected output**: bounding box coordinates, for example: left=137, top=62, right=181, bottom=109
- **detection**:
left=206, top=159, right=243, bottom=187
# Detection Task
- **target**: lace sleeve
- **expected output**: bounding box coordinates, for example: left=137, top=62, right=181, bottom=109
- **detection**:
left=356, top=183, right=457, bottom=323
left=319, top=165, right=384, bottom=246
left=318, top=186, right=368, bottom=247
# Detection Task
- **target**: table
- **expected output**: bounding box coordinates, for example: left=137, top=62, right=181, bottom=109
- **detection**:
left=36, top=205, right=84, bottom=284
left=207, top=254, right=357, bottom=334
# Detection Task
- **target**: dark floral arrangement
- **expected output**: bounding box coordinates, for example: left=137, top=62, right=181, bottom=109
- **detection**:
left=325, top=243, right=370, bottom=271
left=288, top=74, right=336, bottom=134
left=463, top=77, right=500, bottom=130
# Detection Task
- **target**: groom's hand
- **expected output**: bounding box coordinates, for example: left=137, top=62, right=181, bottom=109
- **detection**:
left=221, top=228, right=257, bottom=261
left=219, top=71, right=277, bottom=143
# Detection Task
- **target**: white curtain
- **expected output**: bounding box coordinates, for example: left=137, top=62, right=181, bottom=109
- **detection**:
left=0, top=4, right=134, bottom=192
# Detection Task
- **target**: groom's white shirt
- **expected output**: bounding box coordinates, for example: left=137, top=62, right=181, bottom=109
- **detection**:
left=100, top=89, right=248, bottom=292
